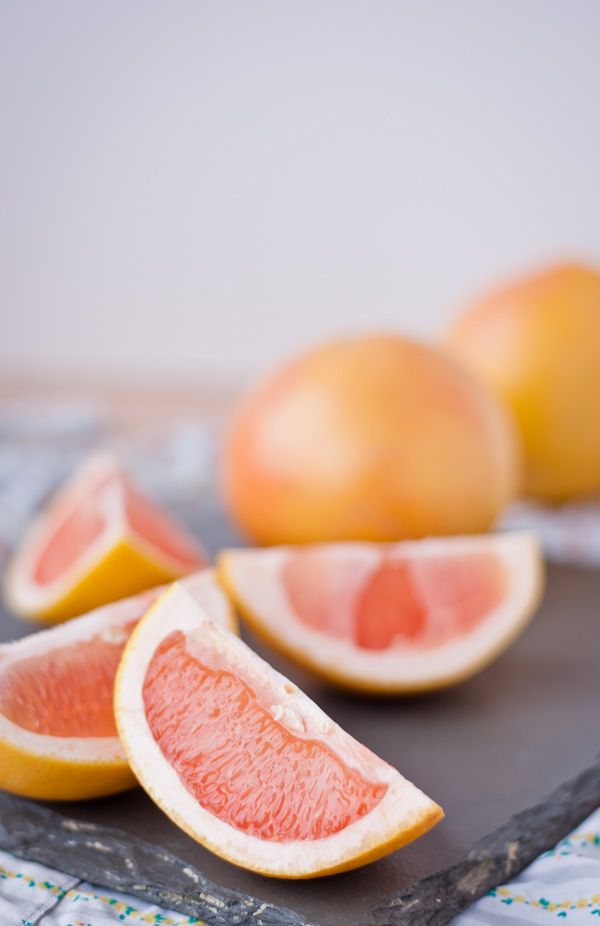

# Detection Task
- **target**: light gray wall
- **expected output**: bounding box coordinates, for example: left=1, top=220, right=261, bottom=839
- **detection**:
left=2, top=1, right=599, bottom=384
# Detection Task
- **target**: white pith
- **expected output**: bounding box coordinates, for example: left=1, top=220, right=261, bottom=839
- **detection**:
left=0, top=569, right=233, bottom=763
left=115, top=584, right=442, bottom=876
left=3, top=453, right=206, bottom=615
left=221, top=532, right=543, bottom=691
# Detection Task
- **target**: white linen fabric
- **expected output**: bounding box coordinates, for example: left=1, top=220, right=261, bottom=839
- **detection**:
left=0, top=849, right=203, bottom=925
left=452, top=806, right=600, bottom=924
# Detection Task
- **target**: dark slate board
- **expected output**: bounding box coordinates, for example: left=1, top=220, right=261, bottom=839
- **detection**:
left=1, top=503, right=599, bottom=924
left=2, top=759, right=600, bottom=926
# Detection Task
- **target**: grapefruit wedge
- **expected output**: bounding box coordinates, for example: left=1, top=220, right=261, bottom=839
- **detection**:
left=0, top=570, right=235, bottom=801
left=115, top=583, right=443, bottom=878
left=218, top=532, right=543, bottom=694
left=3, top=454, right=208, bottom=623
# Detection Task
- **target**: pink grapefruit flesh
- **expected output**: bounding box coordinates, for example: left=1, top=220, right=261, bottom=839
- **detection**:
left=282, top=549, right=507, bottom=650
left=0, top=619, right=138, bottom=738
left=123, top=482, right=205, bottom=570
left=34, top=472, right=203, bottom=587
left=217, top=534, right=544, bottom=693
left=0, top=570, right=236, bottom=801
left=143, top=629, right=386, bottom=841
left=33, top=477, right=109, bottom=585
left=4, top=454, right=209, bottom=623
left=115, top=583, right=443, bottom=877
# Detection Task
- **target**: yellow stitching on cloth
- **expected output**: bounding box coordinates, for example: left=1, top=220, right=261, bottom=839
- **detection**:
left=0, top=866, right=205, bottom=925
left=489, top=886, right=600, bottom=915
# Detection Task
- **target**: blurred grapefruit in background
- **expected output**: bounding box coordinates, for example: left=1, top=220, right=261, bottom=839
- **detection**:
left=222, top=334, right=518, bottom=544
left=445, top=263, right=600, bottom=502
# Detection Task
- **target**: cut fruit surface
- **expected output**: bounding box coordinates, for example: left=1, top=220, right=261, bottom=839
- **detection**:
left=218, top=532, right=543, bottom=693
left=115, top=584, right=442, bottom=878
left=3, top=454, right=208, bottom=623
left=0, top=570, right=235, bottom=801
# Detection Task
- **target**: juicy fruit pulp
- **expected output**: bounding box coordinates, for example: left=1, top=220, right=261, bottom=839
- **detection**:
left=34, top=482, right=106, bottom=585
left=115, top=584, right=443, bottom=877
left=283, top=549, right=507, bottom=650
left=143, top=630, right=386, bottom=841
left=0, top=621, right=135, bottom=737
left=218, top=533, right=543, bottom=694
left=4, top=454, right=208, bottom=623
left=34, top=475, right=202, bottom=586
left=0, top=570, right=235, bottom=801
left=223, top=334, right=518, bottom=545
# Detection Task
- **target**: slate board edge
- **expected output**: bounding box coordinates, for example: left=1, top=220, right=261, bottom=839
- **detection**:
left=0, top=757, right=599, bottom=926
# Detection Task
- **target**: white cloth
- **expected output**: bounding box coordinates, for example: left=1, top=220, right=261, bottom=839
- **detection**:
left=0, top=849, right=203, bottom=925
left=452, top=805, right=600, bottom=924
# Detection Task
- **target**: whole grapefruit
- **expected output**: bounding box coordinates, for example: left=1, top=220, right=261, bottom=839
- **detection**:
left=222, top=334, right=518, bottom=544
left=445, top=263, right=600, bottom=502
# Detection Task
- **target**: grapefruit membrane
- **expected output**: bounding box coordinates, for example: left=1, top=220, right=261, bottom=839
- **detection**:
left=0, top=570, right=235, bottom=801
left=3, top=454, right=208, bottom=623
left=115, top=584, right=443, bottom=878
left=218, top=532, right=543, bottom=694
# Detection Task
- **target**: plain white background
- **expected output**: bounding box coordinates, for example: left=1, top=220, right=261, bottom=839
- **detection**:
left=2, top=1, right=599, bottom=387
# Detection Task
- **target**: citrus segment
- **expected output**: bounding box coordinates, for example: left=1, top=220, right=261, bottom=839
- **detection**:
left=0, top=621, right=136, bottom=737
left=283, top=549, right=508, bottom=649
left=34, top=478, right=108, bottom=584
left=3, top=454, right=208, bottom=623
left=115, top=584, right=443, bottom=877
left=218, top=533, right=543, bottom=693
left=123, top=482, right=205, bottom=568
left=0, top=570, right=235, bottom=801
left=143, top=630, right=386, bottom=841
